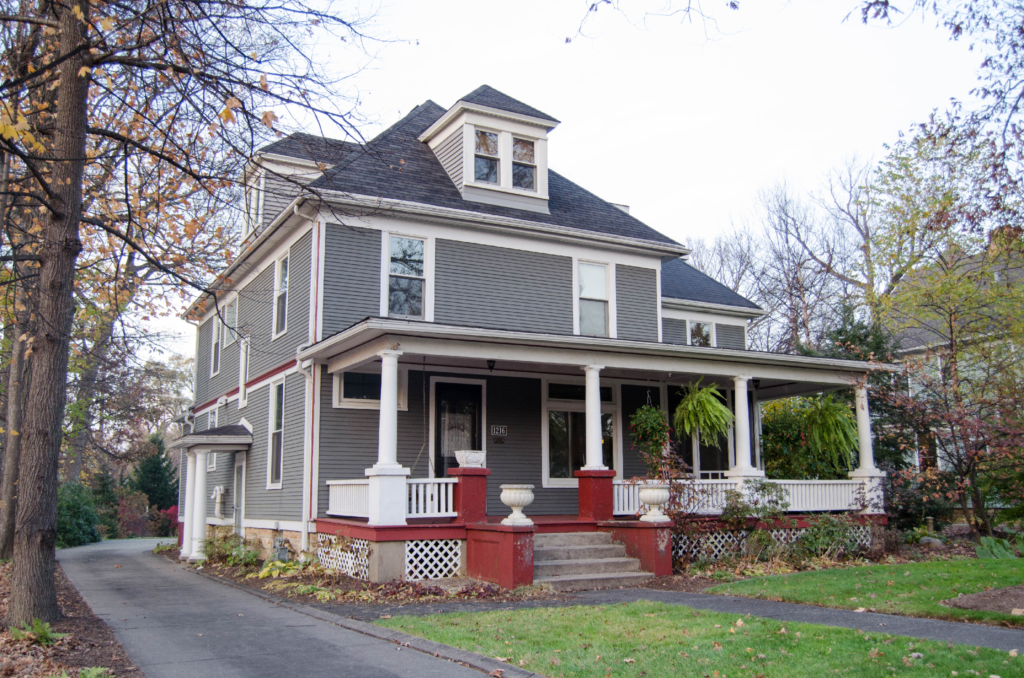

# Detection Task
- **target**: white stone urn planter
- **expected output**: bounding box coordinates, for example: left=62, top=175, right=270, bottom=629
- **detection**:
left=638, top=484, right=671, bottom=522
left=455, top=450, right=487, bottom=468
left=499, top=484, right=535, bottom=526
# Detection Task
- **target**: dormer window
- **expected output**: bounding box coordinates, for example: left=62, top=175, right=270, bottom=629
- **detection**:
left=474, top=131, right=499, bottom=184
left=512, top=138, right=536, bottom=191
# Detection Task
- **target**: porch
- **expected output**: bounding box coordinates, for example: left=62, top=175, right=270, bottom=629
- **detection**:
left=297, top=318, right=886, bottom=586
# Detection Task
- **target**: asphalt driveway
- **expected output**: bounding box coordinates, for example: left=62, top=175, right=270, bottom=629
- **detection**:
left=57, top=539, right=483, bottom=678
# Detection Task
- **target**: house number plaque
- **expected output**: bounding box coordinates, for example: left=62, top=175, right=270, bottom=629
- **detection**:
left=490, top=425, right=507, bottom=436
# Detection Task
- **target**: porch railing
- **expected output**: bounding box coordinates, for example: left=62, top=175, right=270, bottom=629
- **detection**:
left=407, top=478, right=458, bottom=519
left=612, top=478, right=864, bottom=517
left=326, top=479, right=370, bottom=518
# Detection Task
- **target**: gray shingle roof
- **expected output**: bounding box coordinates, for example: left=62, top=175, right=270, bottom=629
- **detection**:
left=299, top=101, right=678, bottom=245
left=459, top=85, right=560, bottom=123
left=259, top=132, right=361, bottom=165
left=195, top=424, right=251, bottom=438
left=661, top=258, right=761, bottom=310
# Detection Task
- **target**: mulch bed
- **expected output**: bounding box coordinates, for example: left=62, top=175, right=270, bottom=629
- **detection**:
left=0, top=560, right=142, bottom=678
left=944, top=583, right=1024, bottom=616
left=642, top=574, right=717, bottom=593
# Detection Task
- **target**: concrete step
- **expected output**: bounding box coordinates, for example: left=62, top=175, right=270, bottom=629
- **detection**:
left=534, top=571, right=654, bottom=592
left=534, top=532, right=613, bottom=548
left=533, top=557, right=641, bottom=578
left=534, top=544, right=627, bottom=562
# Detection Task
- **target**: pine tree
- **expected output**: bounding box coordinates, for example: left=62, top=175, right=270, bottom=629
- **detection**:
left=129, top=435, right=179, bottom=511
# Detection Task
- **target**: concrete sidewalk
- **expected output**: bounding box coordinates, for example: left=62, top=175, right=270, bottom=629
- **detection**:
left=57, top=539, right=485, bottom=678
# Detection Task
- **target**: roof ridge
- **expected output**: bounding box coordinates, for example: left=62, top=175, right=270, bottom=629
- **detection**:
left=324, top=101, right=444, bottom=177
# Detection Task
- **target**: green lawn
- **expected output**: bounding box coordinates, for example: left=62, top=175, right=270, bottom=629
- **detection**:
left=376, top=601, right=1019, bottom=677
left=709, top=558, right=1024, bottom=625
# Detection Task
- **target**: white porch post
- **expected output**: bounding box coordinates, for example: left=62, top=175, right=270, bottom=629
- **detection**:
left=582, top=365, right=607, bottom=470
left=179, top=451, right=196, bottom=561
left=725, top=376, right=763, bottom=479
left=365, top=349, right=409, bottom=525
left=189, top=450, right=209, bottom=562
left=849, top=384, right=885, bottom=513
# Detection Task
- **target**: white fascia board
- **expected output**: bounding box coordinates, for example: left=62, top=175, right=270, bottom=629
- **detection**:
left=183, top=198, right=318, bottom=320
left=315, top=189, right=688, bottom=259
left=418, top=101, right=558, bottom=143
left=297, top=318, right=894, bottom=382
left=661, top=297, right=767, bottom=318
left=167, top=436, right=252, bottom=450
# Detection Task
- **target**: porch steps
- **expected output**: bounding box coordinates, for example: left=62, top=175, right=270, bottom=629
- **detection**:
left=533, top=532, right=653, bottom=591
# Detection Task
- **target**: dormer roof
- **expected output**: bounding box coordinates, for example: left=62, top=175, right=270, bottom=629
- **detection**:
left=459, top=85, right=560, bottom=123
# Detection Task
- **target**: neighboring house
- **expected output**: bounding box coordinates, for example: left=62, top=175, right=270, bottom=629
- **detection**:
left=170, top=86, right=884, bottom=589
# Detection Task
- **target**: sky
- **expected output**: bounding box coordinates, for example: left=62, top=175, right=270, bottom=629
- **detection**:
left=152, top=0, right=983, bottom=357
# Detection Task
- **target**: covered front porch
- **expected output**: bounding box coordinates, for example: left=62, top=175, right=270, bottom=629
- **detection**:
left=298, top=319, right=885, bottom=585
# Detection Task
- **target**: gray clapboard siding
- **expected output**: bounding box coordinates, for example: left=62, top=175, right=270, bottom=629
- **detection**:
left=434, top=240, right=573, bottom=334
left=620, top=384, right=660, bottom=479
left=178, top=452, right=186, bottom=511
left=616, top=265, right=659, bottom=342
left=194, top=321, right=213, bottom=405
left=242, top=229, right=313, bottom=379
left=434, top=130, right=464, bottom=191
left=662, top=318, right=688, bottom=346
left=716, top=323, right=746, bottom=350
left=322, top=224, right=381, bottom=336
left=243, top=372, right=306, bottom=522
left=261, top=173, right=301, bottom=232
left=316, top=369, right=576, bottom=517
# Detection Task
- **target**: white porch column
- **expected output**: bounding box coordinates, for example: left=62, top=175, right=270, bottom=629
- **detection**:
left=365, top=349, right=409, bottom=525
left=725, top=376, right=763, bottom=479
left=849, top=384, right=885, bottom=513
left=179, top=451, right=196, bottom=561
left=582, top=364, right=607, bottom=470
left=189, top=450, right=209, bottom=562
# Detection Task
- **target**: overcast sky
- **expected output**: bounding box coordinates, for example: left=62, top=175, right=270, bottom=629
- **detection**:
left=153, top=0, right=982, bottom=357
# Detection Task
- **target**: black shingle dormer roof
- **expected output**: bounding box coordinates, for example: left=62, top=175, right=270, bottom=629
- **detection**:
left=258, top=132, right=361, bottom=165
left=660, top=257, right=762, bottom=310
left=298, top=101, right=679, bottom=245
left=458, top=85, right=560, bottom=123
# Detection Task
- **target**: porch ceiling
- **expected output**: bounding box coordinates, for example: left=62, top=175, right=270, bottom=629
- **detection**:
left=298, top=319, right=889, bottom=395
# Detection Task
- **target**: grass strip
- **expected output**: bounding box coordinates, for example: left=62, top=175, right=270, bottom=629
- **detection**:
left=376, top=600, right=1019, bottom=677
left=709, top=558, right=1024, bottom=625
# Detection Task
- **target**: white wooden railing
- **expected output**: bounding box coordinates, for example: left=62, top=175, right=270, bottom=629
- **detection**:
left=407, top=478, right=458, bottom=519
left=326, top=479, right=370, bottom=518
left=612, top=478, right=864, bottom=517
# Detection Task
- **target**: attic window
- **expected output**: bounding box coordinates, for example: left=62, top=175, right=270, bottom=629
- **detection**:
left=474, top=131, right=499, bottom=184
left=512, top=139, right=536, bottom=190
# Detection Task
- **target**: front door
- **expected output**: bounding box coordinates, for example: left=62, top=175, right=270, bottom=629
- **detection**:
left=434, top=382, right=482, bottom=478
left=233, top=460, right=245, bottom=535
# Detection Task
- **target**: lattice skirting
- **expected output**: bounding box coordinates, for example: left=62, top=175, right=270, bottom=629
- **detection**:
left=405, top=539, right=462, bottom=580
left=673, top=525, right=872, bottom=562
left=316, top=533, right=370, bottom=580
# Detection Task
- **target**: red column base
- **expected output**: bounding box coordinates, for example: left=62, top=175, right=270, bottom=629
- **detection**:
left=466, top=523, right=535, bottom=589
left=575, top=469, right=616, bottom=522
left=599, top=520, right=674, bottom=576
left=447, top=467, right=491, bottom=525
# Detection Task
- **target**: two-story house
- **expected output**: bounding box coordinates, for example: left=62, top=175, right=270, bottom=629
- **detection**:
left=170, top=86, right=884, bottom=589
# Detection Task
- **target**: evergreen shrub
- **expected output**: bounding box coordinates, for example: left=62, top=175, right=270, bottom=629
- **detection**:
left=56, top=483, right=101, bottom=548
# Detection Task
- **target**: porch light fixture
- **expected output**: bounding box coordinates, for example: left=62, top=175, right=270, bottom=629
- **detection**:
left=753, top=379, right=761, bottom=390
left=487, top=360, right=496, bottom=372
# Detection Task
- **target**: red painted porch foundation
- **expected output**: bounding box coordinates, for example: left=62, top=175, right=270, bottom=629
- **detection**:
left=446, top=467, right=490, bottom=524
left=598, top=520, right=674, bottom=576
left=465, top=523, right=535, bottom=589
left=574, top=469, right=616, bottom=522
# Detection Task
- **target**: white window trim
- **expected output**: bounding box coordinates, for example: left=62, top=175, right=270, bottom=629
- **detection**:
left=233, top=455, right=246, bottom=537
left=224, top=298, right=238, bottom=346
left=574, top=259, right=616, bottom=339
left=209, top=316, right=222, bottom=377
left=266, top=379, right=285, bottom=490
left=238, top=341, right=250, bottom=409
left=207, top=451, right=217, bottom=471
left=464, top=124, right=549, bottom=199
left=472, top=126, right=501, bottom=186
left=379, top=230, right=434, bottom=322
left=540, top=377, right=619, bottom=488
left=209, top=408, right=218, bottom=430
left=272, top=252, right=290, bottom=340
left=688, top=319, right=716, bottom=348
left=510, top=136, right=538, bottom=193
left=245, top=170, right=265, bottom=238
left=428, top=376, right=487, bottom=478
left=332, top=367, right=409, bottom=410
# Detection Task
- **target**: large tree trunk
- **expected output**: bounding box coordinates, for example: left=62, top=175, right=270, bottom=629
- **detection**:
left=0, top=325, right=30, bottom=560
left=6, top=1, right=89, bottom=626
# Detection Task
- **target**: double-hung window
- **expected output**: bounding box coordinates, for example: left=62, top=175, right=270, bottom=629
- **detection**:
left=388, top=236, right=425, bottom=319
left=690, top=321, right=712, bottom=347
left=207, top=408, right=218, bottom=470
left=224, top=300, right=238, bottom=345
left=474, top=130, right=499, bottom=184
left=210, top=317, right=221, bottom=375
left=239, top=341, right=249, bottom=407
left=244, top=171, right=265, bottom=238
left=274, top=255, right=288, bottom=336
left=268, top=381, right=284, bottom=487
left=512, top=138, right=536, bottom=190
left=578, top=262, right=609, bottom=337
